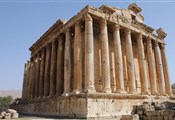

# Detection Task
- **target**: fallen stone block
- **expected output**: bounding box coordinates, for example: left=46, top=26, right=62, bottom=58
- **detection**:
left=0, top=111, right=6, bottom=117
left=122, top=114, right=139, bottom=120
left=4, top=113, right=11, bottom=119
left=11, top=113, right=19, bottom=119
left=6, top=109, right=17, bottom=114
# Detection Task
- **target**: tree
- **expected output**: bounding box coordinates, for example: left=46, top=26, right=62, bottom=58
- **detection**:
left=0, top=96, right=13, bottom=110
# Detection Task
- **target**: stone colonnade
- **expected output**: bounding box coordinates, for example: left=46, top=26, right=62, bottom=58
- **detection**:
left=22, top=14, right=172, bottom=99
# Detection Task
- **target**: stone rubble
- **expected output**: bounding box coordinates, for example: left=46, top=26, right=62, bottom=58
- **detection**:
left=0, top=109, right=18, bottom=119
left=131, top=102, right=175, bottom=120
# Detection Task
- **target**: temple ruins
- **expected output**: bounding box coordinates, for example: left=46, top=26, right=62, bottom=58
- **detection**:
left=15, top=3, right=174, bottom=119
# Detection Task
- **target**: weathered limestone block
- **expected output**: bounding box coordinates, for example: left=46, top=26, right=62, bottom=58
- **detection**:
left=122, top=114, right=139, bottom=120
left=4, top=113, right=11, bottom=119
left=0, top=111, right=6, bottom=117
left=164, top=115, right=169, bottom=120
left=11, top=113, right=19, bottom=119
left=157, top=116, right=163, bottom=120
left=6, top=109, right=17, bottom=114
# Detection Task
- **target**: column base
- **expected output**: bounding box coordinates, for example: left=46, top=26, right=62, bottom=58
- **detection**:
left=62, top=92, right=70, bottom=96
left=116, top=89, right=127, bottom=94
left=103, top=88, right=112, bottom=93
left=129, top=91, right=137, bottom=94
left=85, top=86, right=96, bottom=93
left=142, top=90, right=150, bottom=95
left=72, top=90, right=82, bottom=95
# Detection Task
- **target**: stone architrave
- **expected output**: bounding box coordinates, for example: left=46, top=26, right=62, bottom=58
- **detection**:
left=100, top=18, right=111, bottom=93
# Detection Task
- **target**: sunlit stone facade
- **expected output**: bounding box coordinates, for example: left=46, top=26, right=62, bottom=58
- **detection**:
left=18, top=3, right=172, bottom=118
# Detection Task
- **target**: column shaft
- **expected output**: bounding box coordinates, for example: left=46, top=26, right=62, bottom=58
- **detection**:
left=29, top=60, right=33, bottom=98
left=56, top=35, right=64, bottom=96
left=22, top=63, right=27, bottom=98
left=35, top=52, right=40, bottom=98
left=39, top=48, right=45, bottom=98
left=113, top=24, right=125, bottom=93
left=147, top=38, right=158, bottom=95
left=160, top=44, right=172, bottom=95
left=73, top=21, right=82, bottom=94
left=26, top=61, right=30, bottom=98
left=49, top=39, right=57, bottom=96
left=84, top=14, right=95, bottom=93
left=63, top=29, right=72, bottom=96
left=137, top=34, right=149, bottom=94
left=100, top=18, right=111, bottom=93
left=44, top=44, right=51, bottom=97
left=154, top=41, right=165, bottom=94
left=125, top=29, right=136, bottom=94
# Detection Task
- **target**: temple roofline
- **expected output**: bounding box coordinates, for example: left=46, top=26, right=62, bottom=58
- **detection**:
left=29, top=4, right=166, bottom=53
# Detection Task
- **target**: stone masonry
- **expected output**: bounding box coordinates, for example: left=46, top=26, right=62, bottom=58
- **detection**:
left=14, top=3, right=174, bottom=119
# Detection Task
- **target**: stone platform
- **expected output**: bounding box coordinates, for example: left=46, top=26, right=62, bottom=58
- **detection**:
left=12, top=93, right=173, bottom=119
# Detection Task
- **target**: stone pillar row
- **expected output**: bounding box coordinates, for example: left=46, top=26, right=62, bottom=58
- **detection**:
left=22, top=14, right=172, bottom=99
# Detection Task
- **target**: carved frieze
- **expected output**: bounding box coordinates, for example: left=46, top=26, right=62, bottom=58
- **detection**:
left=118, top=15, right=130, bottom=25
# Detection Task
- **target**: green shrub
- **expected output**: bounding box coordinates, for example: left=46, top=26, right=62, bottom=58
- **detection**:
left=0, top=96, right=13, bottom=109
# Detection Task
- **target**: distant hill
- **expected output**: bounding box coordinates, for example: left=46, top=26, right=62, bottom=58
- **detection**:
left=0, top=90, right=21, bottom=99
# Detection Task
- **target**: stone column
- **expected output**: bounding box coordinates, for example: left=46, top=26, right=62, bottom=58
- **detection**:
left=113, top=24, right=126, bottom=93
left=137, top=33, right=149, bottom=94
left=146, top=38, right=158, bottom=95
left=44, top=44, right=51, bottom=97
left=49, top=39, right=57, bottom=96
left=125, top=29, right=136, bottom=94
left=22, top=63, right=27, bottom=98
left=29, top=59, right=33, bottom=98
left=84, top=14, right=95, bottom=93
left=100, top=18, right=111, bottom=93
left=160, top=44, right=172, bottom=95
left=26, top=61, right=30, bottom=98
left=73, top=21, right=82, bottom=94
left=31, top=57, right=36, bottom=98
left=39, top=48, right=46, bottom=98
left=154, top=41, right=165, bottom=95
left=56, top=35, right=64, bottom=96
left=34, top=52, right=41, bottom=98
left=63, top=28, right=72, bottom=96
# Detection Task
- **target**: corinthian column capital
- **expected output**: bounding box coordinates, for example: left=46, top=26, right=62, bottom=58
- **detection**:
left=100, top=18, right=107, bottom=29
left=112, top=24, right=120, bottom=31
left=160, top=43, right=165, bottom=49
left=154, top=41, right=159, bottom=47
left=125, top=28, right=131, bottom=35
left=85, top=14, right=92, bottom=21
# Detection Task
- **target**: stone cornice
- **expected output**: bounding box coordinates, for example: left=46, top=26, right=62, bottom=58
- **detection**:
left=29, top=19, right=66, bottom=52
left=29, top=4, right=165, bottom=55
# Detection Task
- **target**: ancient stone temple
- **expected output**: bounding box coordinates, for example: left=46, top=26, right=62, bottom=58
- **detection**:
left=16, top=3, right=173, bottom=119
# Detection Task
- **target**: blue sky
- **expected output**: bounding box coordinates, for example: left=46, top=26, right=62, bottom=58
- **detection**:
left=0, top=0, right=175, bottom=90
